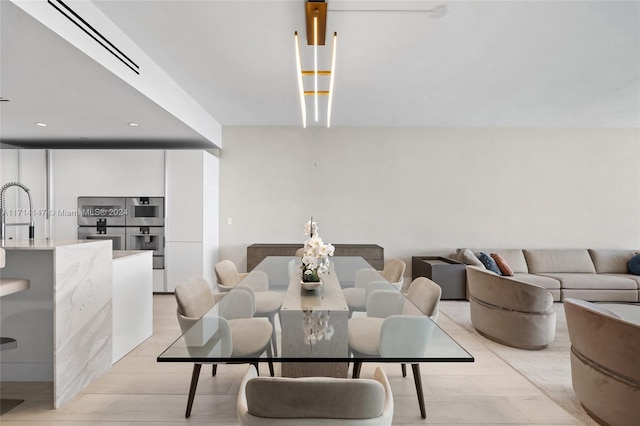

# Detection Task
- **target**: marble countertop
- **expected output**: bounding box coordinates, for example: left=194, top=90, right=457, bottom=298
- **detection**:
left=1, top=239, right=110, bottom=250
left=112, top=250, right=150, bottom=260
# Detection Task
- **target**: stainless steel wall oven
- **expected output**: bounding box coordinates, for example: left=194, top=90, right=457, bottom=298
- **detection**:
left=77, top=196, right=165, bottom=270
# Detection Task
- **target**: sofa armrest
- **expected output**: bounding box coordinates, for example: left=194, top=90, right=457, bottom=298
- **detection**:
left=467, top=266, right=553, bottom=313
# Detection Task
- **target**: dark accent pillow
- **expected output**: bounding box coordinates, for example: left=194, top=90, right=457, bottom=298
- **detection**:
left=628, top=254, right=640, bottom=275
left=478, top=252, right=502, bottom=275
left=491, top=253, right=514, bottom=276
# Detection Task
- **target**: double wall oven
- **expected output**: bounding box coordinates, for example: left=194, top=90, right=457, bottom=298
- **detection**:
left=77, top=197, right=165, bottom=269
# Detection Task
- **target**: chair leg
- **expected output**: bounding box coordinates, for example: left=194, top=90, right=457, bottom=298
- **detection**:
left=411, top=363, right=426, bottom=419
left=212, top=364, right=217, bottom=376
left=266, top=340, right=275, bottom=377
left=252, top=362, right=260, bottom=376
left=268, top=312, right=278, bottom=357
left=185, top=363, right=202, bottom=418
left=352, top=361, right=362, bottom=378
left=401, top=363, right=407, bottom=377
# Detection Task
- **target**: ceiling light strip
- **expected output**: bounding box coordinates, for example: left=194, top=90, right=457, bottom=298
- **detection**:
left=314, top=12, right=319, bottom=122
left=294, top=32, right=307, bottom=128
left=327, top=32, right=337, bottom=128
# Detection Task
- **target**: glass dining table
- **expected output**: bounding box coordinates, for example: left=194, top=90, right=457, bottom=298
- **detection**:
left=158, top=254, right=473, bottom=368
left=158, top=256, right=473, bottom=419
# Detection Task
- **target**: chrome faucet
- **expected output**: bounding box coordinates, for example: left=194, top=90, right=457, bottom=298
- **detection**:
left=0, top=182, right=34, bottom=241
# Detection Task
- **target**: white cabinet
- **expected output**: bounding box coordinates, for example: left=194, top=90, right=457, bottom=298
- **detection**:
left=164, top=241, right=202, bottom=292
left=51, top=150, right=165, bottom=241
left=165, top=150, right=219, bottom=291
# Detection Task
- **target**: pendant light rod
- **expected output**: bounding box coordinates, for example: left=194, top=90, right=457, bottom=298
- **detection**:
left=327, top=32, right=337, bottom=128
left=314, top=10, right=319, bottom=122
left=294, top=31, right=307, bottom=128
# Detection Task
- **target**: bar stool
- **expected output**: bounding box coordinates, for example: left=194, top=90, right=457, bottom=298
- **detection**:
left=0, top=248, right=30, bottom=415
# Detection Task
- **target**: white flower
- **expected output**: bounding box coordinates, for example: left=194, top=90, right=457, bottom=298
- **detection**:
left=303, top=220, right=318, bottom=236
left=301, top=219, right=334, bottom=281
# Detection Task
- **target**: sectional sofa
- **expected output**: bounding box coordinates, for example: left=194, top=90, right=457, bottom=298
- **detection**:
left=457, top=249, right=640, bottom=302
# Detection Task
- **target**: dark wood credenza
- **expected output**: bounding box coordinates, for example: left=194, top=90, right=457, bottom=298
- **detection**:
left=247, top=243, right=384, bottom=271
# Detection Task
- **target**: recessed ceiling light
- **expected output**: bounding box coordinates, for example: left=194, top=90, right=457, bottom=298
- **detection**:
left=35, top=122, right=48, bottom=127
left=128, top=122, right=139, bottom=127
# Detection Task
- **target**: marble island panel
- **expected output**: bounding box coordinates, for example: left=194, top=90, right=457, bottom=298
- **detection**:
left=0, top=240, right=112, bottom=408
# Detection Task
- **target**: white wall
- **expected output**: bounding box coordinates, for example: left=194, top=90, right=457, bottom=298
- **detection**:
left=219, top=127, right=640, bottom=275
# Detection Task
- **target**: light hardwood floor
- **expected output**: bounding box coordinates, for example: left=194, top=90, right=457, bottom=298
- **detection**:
left=0, top=294, right=584, bottom=425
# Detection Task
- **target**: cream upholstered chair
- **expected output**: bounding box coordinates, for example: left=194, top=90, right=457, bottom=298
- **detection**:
left=294, top=247, right=304, bottom=257
left=564, top=298, right=640, bottom=426
left=237, top=365, right=394, bottom=425
left=175, top=277, right=274, bottom=418
left=377, top=258, right=406, bottom=291
left=349, top=312, right=435, bottom=419
left=398, top=277, right=442, bottom=379
left=0, top=248, right=30, bottom=414
left=404, top=277, right=441, bottom=322
left=215, top=260, right=283, bottom=356
left=343, top=268, right=388, bottom=316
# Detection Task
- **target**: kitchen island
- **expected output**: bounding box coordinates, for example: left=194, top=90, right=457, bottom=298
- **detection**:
left=0, top=240, right=152, bottom=408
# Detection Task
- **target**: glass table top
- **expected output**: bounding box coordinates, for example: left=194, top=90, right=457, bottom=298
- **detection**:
left=158, top=256, right=474, bottom=364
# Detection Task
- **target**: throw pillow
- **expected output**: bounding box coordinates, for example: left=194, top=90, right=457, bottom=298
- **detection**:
left=478, top=252, right=502, bottom=275
left=491, top=253, right=514, bottom=276
left=456, top=248, right=485, bottom=268
left=628, top=254, right=640, bottom=275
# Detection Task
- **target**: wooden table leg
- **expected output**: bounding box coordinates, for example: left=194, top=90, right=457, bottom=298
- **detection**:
left=412, top=363, right=426, bottom=419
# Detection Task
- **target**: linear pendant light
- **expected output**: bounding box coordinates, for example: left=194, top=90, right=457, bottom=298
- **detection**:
left=294, top=31, right=307, bottom=128
left=327, top=32, right=337, bottom=128
left=314, top=11, right=318, bottom=122
left=294, top=0, right=336, bottom=128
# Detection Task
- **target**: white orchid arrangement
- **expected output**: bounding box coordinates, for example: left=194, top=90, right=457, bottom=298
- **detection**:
left=302, top=309, right=334, bottom=347
left=301, top=218, right=335, bottom=282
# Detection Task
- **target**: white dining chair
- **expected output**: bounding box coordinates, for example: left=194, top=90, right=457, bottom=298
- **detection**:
left=174, top=277, right=274, bottom=418
left=215, top=260, right=283, bottom=356
left=377, top=258, right=406, bottom=291
left=237, top=365, right=394, bottom=425
left=343, top=268, right=388, bottom=316
left=404, top=277, right=442, bottom=322
left=349, top=314, right=435, bottom=419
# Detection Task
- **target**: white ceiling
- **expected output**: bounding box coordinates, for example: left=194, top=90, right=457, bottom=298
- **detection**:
left=2, top=1, right=639, bottom=147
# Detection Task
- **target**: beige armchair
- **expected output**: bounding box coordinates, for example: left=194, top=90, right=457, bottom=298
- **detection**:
left=377, top=258, right=406, bottom=291
left=237, top=365, right=394, bottom=425
left=564, top=298, right=640, bottom=426
left=215, top=259, right=283, bottom=355
left=349, top=287, right=434, bottom=419
left=467, top=266, right=556, bottom=349
left=174, top=277, right=274, bottom=418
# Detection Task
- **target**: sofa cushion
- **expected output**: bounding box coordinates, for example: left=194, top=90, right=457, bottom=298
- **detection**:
left=603, top=274, right=640, bottom=287
left=485, top=249, right=529, bottom=274
left=589, top=249, right=638, bottom=274
left=524, top=249, right=596, bottom=274
left=510, top=273, right=561, bottom=290
left=538, top=273, right=637, bottom=290
left=628, top=254, right=640, bottom=275
left=456, top=248, right=484, bottom=268
left=491, top=253, right=513, bottom=276
left=478, top=252, right=501, bottom=274
left=245, top=375, right=385, bottom=419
